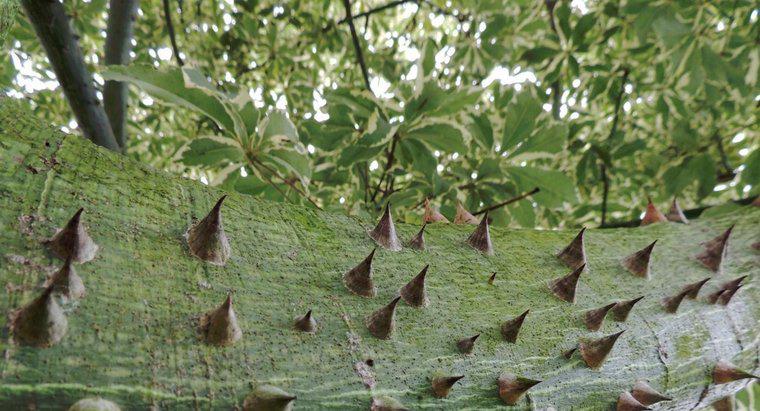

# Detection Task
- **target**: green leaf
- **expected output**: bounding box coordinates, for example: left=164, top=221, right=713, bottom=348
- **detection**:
left=267, top=149, right=311, bottom=181
left=398, top=139, right=436, bottom=176
left=181, top=138, right=242, bottom=166
left=406, top=123, right=467, bottom=153
left=690, top=153, right=716, bottom=199
left=509, top=123, right=567, bottom=161
left=572, top=14, right=596, bottom=46
left=261, top=110, right=299, bottom=144
left=509, top=200, right=535, bottom=227
left=337, top=145, right=385, bottom=167
left=521, top=46, right=559, bottom=64
left=506, top=166, right=578, bottom=207
left=470, top=113, right=494, bottom=150
left=501, top=93, right=543, bottom=151
left=740, top=148, right=760, bottom=187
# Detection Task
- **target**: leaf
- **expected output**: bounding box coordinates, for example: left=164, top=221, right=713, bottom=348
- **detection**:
left=740, top=148, right=760, bottom=187
left=572, top=14, right=596, bottom=46
left=509, top=200, right=535, bottom=227
left=405, top=122, right=467, bottom=154
left=509, top=123, right=567, bottom=161
left=337, top=145, right=385, bottom=167
left=506, top=166, right=578, bottom=207
left=267, top=149, right=312, bottom=182
left=501, top=92, right=543, bottom=151
left=261, top=110, right=299, bottom=144
left=397, top=139, right=436, bottom=176
left=181, top=138, right=242, bottom=166
left=521, top=46, right=558, bottom=64
left=470, top=113, right=494, bottom=150
left=689, top=153, right=716, bottom=199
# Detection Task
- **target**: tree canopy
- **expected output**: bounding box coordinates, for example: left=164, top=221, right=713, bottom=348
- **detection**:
left=3, top=0, right=759, bottom=227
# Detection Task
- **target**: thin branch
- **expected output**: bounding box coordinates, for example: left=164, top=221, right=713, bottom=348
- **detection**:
left=249, top=156, right=322, bottom=209
left=341, top=0, right=371, bottom=90
left=473, top=187, right=540, bottom=216
left=336, top=0, right=414, bottom=25
left=162, top=0, right=185, bottom=66
left=370, top=133, right=400, bottom=203
left=598, top=67, right=630, bottom=227
left=544, top=0, right=561, bottom=120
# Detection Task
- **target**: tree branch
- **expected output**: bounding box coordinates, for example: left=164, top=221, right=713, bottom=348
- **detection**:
left=544, top=0, right=561, bottom=120
left=473, top=187, right=540, bottom=216
left=248, top=156, right=322, bottom=209
left=21, top=0, right=120, bottom=151
left=162, top=0, right=185, bottom=66
left=336, top=0, right=414, bottom=25
left=104, top=0, right=140, bottom=151
left=370, top=132, right=400, bottom=204
left=341, top=0, right=371, bottom=90
left=599, top=67, right=630, bottom=227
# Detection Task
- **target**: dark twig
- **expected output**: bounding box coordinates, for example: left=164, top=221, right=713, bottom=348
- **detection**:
left=544, top=0, right=561, bottom=120
left=598, top=67, right=630, bottom=227
left=474, top=187, right=540, bottom=215
left=162, top=0, right=185, bottom=66
left=337, top=0, right=414, bottom=25
left=248, top=156, right=322, bottom=209
left=341, top=0, right=371, bottom=90
left=370, top=133, right=400, bottom=204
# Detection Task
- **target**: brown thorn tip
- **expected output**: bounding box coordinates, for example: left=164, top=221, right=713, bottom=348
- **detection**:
left=611, top=296, right=645, bottom=322
left=641, top=198, right=668, bottom=226
left=466, top=212, right=494, bottom=255
left=631, top=380, right=671, bottom=405
left=713, top=360, right=759, bottom=384
left=617, top=391, right=651, bottom=411
left=718, top=285, right=743, bottom=306
left=243, top=385, right=296, bottom=411
left=666, top=197, right=689, bottom=224
left=709, top=275, right=747, bottom=305
left=457, top=334, right=479, bottom=354
left=186, top=196, right=231, bottom=266
left=548, top=264, right=585, bottom=303
left=557, top=227, right=587, bottom=269
left=368, top=203, right=402, bottom=251
left=399, top=265, right=429, bottom=308
left=343, top=249, right=377, bottom=297
left=661, top=279, right=707, bottom=314
left=684, top=277, right=711, bottom=300
left=47, top=208, right=99, bottom=263
left=497, top=373, right=541, bottom=406
left=695, top=225, right=733, bottom=273
left=48, top=257, right=86, bottom=301
left=423, top=198, right=449, bottom=223
left=584, top=303, right=616, bottom=331
left=501, top=310, right=530, bottom=343
left=11, top=286, right=68, bottom=347
left=366, top=297, right=401, bottom=340
left=579, top=330, right=625, bottom=369
left=488, top=272, right=497, bottom=285
left=408, top=224, right=426, bottom=250
left=294, top=309, right=317, bottom=333
left=200, top=294, right=242, bottom=346
left=454, top=202, right=479, bottom=224
left=621, top=241, right=656, bottom=279
left=431, top=375, right=464, bottom=398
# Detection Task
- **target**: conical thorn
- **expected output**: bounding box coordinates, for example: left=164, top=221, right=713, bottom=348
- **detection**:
left=294, top=309, right=317, bottom=333
left=186, top=196, right=231, bottom=266
left=584, top=303, right=616, bottom=331
left=713, top=360, right=758, bottom=384
left=343, top=249, right=377, bottom=297
left=454, top=202, right=479, bottom=224
left=611, top=296, right=645, bottom=322
left=641, top=197, right=668, bottom=226
left=242, top=385, right=297, bottom=411
left=423, top=198, right=449, bottom=223
left=399, top=265, right=429, bottom=308
left=621, top=241, right=656, bottom=279
left=617, top=391, right=651, bottom=411
left=548, top=264, right=585, bottom=303
left=47, top=255, right=85, bottom=301
left=431, top=374, right=464, bottom=398
left=501, top=310, right=529, bottom=343
left=695, top=225, right=733, bottom=273
left=368, top=203, right=402, bottom=251
left=579, top=330, right=625, bottom=369
left=457, top=334, right=479, bottom=354
left=497, top=373, right=541, bottom=405
left=466, top=212, right=494, bottom=255
left=46, top=208, right=99, bottom=263
left=666, top=198, right=689, bottom=224
left=557, top=227, right=586, bottom=269
left=488, top=272, right=496, bottom=285
left=200, top=293, right=242, bottom=346
left=407, top=224, right=426, bottom=251
left=366, top=296, right=401, bottom=340
left=631, top=380, right=671, bottom=406
left=11, top=286, right=68, bottom=347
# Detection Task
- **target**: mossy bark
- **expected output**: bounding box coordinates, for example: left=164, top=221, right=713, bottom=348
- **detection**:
left=0, top=99, right=758, bottom=410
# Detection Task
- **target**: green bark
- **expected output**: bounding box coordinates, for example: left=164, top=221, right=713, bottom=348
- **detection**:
left=0, top=98, right=757, bottom=410
left=0, top=0, right=17, bottom=47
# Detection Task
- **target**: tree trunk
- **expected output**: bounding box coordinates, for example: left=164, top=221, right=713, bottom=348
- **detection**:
left=0, top=99, right=757, bottom=409
left=20, top=0, right=120, bottom=152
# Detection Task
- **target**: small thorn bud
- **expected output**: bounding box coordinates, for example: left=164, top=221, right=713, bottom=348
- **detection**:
left=466, top=212, right=493, bottom=255
left=366, top=296, right=400, bottom=340
left=497, top=373, right=541, bottom=405
left=711, top=397, right=734, bottom=411
left=431, top=374, right=464, bottom=398
left=11, top=287, right=68, bottom=347
left=457, top=334, right=479, bottom=354
left=488, top=272, right=496, bottom=285
left=48, top=256, right=85, bottom=301
left=557, top=227, right=587, bottom=269
left=343, top=249, right=377, bottom=297
left=548, top=264, right=585, bottom=303
left=666, top=198, right=689, bottom=224
left=294, top=309, right=316, bottom=333
left=454, top=202, right=479, bottom=224
left=423, top=198, right=449, bottom=223
left=584, top=303, right=616, bottom=331
left=617, top=391, right=651, bottom=411
left=579, top=330, right=625, bottom=369
left=370, top=395, right=409, bottom=411
left=717, top=285, right=743, bottom=306
left=621, top=241, right=657, bottom=279
left=407, top=224, right=426, bottom=251
left=68, top=398, right=121, bottom=411
left=501, top=310, right=529, bottom=343
left=611, top=296, right=644, bottom=322
left=199, top=294, right=242, bottom=346
left=640, top=198, right=667, bottom=226
left=243, top=385, right=296, bottom=411
left=186, top=196, right=230, bottom=265
left=695, top=225, right=733, bottom=273
left=368, top=203, right=402, bottom=251
left=399, top=265, right=429, bottom=308
left=46, top=208, right=99, bottom=263
left=631, top=380, right=671, bottom=405
left=562, top=345, right=578, bottom=359
left=713, top=360, right=758, bottom=384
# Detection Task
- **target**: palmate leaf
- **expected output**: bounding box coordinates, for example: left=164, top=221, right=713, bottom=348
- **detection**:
left=180, top=137, right=242, bottom=167
left=405, top=122, right=468, bottom=154
left=501, top=92, right=543, bottom=151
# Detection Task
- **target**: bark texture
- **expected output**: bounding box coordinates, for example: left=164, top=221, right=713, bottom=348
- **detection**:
left=0, top=99, right=758, bottom=409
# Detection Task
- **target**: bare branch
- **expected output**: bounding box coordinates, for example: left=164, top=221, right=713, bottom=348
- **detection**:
left=341, top=0, right=371, bottom=90
left=474, top=187, right=540, bottom=215
left=162, top=0, right=185, bottom=66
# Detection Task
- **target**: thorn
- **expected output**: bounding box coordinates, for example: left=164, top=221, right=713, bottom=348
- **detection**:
left=621, top=241, right=657, bottom=279
left=548, top=264, right=585, bottom=303
left=717, top=285, right=743, bottom=306
left=200, top=293, right=242, bottom=346
left=684, top=277, right=711, bottom=299
left=454, top=201, right=479, bottom=224
left=562, top=345, right=578, bottom=359
left=711, top=397, right=734, bottom=411
left=640, top=197, right=668, bottom=226
left=431, top=374, right=464, bottom=398
left=47, top=255, right=85, bottom=301
left=719, top=275, right=748, bottom=291
left=11, top=287, right=68, bottom=347
left=666, top=197, right=689, bottom=224
left=242, top=385, right=297, bottom=411
left=631, top=380, right=671, bottom=405
left=423, top=198, right=449, bottom=223
left=695, top=225, right=733, bottom=273
left=370, top=395, right=409, bottom=411
left=500, top=310, right=530, bottom=343
left=366, top=296, right=401, bottom=340
left=661, top=278, right=708, bottom=313
left=457, top=334, right=479, bottom=354
left=68, top=398, right=121, bottom=410
left=706, top=288, right=728, bottom=305
left=579, top=330, right=625, bottom=369
left=611, top=296, right=645, bottom=322
left=407, top=224, right=426, bottom=251
left=617, top=391, right=652, bottom=411
left=46, top=208, right=99, bottom=263
left=368, top=203, right=402, bottom=251
left=294, top=309, right=317, bottom=333
left=343, top=249, right=377, bottom=297
left=466, top=212, right=494, bottom=255
left=186, top=196, right=231, bottom=266
left=488, top=272, right=496, bottom=285
left=497, top=373, right=541, bottom=405
left=584, top=303, right=616, bottom=331
left=557, top=227, right=587, bottom=269
left=399, top=265, right=429, bottom=308
left=713, top=360, right=758, bottom=384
